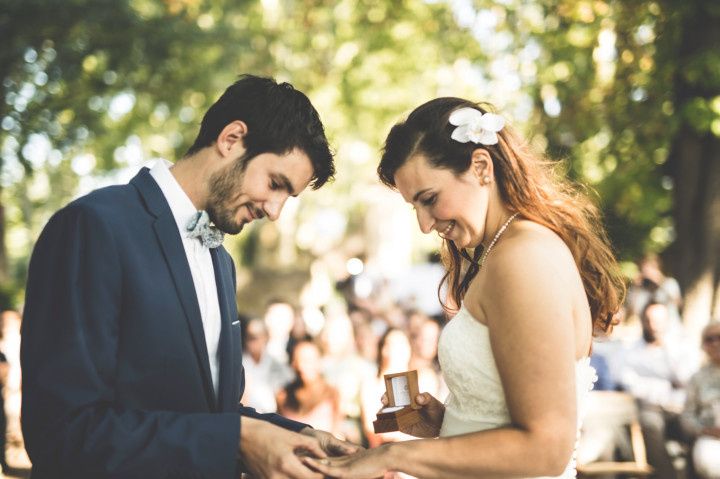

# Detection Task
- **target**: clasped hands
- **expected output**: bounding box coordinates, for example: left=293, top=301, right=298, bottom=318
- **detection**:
left=239, top=391, right=444, bottom=478
left=239, top=416, right=359, bottom=479
left=303, top=391, right=445, bottom=479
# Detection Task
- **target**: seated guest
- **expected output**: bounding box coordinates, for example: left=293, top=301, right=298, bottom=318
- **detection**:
left=681, top=321, right=720, bottom=479
left=618, top=301, right=700, bottom=479
left=590, top=353, right=617, bottom=391
left=241, top=317, right=293, bottom=413
left=321, top=313, right=375, bottom=445
left=360, top=327, right=446, bottom=447
left=277, top=340, right=343, bottom=435
left=409, top=315, right=448, bottom=401
left=263, top=299, right=296, bottom=364
left=361, top=328, right=415, bottom=449
left=626, top=255, right=683, bottom=333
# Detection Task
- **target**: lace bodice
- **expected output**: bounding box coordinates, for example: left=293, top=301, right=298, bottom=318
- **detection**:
left=438, top=305, right=597, bottom=478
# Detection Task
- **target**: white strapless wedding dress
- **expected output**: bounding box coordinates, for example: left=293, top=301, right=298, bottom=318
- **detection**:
left=438, top=305, right=597, bottom=479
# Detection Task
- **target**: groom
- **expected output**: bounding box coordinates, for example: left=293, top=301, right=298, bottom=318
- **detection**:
left=22, top=75, right=355, bottom=479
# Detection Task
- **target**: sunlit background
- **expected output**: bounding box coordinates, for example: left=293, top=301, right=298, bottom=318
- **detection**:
left=1, top=0, right=719, bottom=474
left=4, top=0, right=717, bottom=324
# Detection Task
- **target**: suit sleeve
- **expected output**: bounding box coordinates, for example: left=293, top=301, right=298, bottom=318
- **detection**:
left=21, top=204, right=239, bottom=479
left=238, top=404, right=308, bottom=432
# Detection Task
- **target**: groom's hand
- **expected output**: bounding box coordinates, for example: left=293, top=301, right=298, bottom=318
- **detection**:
left=238, top=416, right=325, bottom=479
left=300, top=427, right=363, bottom=456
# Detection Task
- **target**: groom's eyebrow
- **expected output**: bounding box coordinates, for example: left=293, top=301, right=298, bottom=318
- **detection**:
left=412, top=188, right=431, bottom=202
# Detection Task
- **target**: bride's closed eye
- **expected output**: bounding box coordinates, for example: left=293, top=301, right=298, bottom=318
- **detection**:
left=421, top=194, right=437, bottom=207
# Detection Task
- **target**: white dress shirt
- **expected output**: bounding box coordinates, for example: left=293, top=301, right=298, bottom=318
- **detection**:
left=150, top=159, right=222, bottom=397
left=241, top=352, right=293, bottom=413
left=618, top=338, right=700, bottom=411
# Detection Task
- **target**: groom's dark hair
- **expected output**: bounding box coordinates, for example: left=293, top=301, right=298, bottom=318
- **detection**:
left=186, top=74, right=334, bottom=189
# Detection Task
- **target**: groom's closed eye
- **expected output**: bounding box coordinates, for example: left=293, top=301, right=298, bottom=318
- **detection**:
left=271, top=173, right=297, bottom=196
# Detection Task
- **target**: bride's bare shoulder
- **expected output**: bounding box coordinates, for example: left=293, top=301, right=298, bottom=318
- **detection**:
left=487, top=219, right=578, bottom=284
left=501, top=219, right=572, bottom=258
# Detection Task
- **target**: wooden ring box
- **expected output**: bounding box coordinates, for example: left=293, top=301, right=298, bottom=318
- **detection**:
left=372, top=370, right=422, bottom=433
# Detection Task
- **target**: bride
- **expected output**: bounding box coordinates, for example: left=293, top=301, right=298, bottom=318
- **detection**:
left=305, top=97, right=625, bottom=479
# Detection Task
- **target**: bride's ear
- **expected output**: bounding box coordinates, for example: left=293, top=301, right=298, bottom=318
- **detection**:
left=470, top=149, right=494, bottom=185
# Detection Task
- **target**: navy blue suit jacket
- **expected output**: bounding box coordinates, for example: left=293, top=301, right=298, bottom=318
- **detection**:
left=22, top=168, right=305, bottom=479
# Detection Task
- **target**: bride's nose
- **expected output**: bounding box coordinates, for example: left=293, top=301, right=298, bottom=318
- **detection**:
left=416, top=208, right=435, bottom=234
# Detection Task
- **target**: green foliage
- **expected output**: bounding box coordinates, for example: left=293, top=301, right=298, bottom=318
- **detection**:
left=447, top=0, right=690, bottom=259
left=2, top=0, right=718, bottom=290
left=1, top=0, right=264, bottom=170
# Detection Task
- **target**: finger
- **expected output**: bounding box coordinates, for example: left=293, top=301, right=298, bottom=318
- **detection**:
left=341, top=441, right=363, bottom=454
left=297, top=437, right=327, bottom=459
left=285, top=456, right=325, bottom=479
left=419, top=392, right=440, bottom=405
left=328, top=440, right=361, bottom=456
left=303, top=457, right=343, bottom=478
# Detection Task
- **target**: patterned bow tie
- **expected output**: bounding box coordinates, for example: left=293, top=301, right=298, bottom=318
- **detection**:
left=186, top=211, right=224, bottom=249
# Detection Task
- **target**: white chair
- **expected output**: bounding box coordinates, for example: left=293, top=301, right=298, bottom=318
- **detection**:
left=577, top=391, right=654, bottom=477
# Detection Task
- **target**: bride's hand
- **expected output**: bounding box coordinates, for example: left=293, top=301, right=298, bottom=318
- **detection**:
left=303, top=444, right=393, bottom=479
left=381, top=392, right=445, bottom=438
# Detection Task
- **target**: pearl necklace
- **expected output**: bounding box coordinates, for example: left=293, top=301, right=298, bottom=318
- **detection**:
left=478, top=212, right=519, bottom=269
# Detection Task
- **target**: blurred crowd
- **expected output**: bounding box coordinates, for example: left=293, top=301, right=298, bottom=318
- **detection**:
left=238, top=296, right=448, bottom=452
left=0, top=310, right=24, bottom=477
left=582, top=254, right=720, bottom=479
left=238, top=252, right=720, bottom=479
left=0, top=253, right=718, bottom=479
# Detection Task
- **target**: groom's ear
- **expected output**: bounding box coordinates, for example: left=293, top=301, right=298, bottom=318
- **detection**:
left=216, top=120, right=248, bottom=158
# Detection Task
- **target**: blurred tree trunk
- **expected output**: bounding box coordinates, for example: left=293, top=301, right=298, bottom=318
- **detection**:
left=667, top=1, right=720, bottom=340
left=0, top=191, right=7, bottom=284
left=672, top=130, right=720, bottom=339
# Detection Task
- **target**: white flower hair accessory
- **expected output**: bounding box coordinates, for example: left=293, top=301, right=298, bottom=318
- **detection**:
left=448, top=107, right=505, bottom=145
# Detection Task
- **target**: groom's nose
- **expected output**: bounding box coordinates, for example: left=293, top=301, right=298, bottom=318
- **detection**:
left=416, top=209, right=435, bottom=234
left=262, top=194, right=288, bottom=221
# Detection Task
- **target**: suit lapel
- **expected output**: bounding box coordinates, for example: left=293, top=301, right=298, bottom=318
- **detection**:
left=131, top=168, right=216, bottom=410
left=211, top=248, right=237, bottom=411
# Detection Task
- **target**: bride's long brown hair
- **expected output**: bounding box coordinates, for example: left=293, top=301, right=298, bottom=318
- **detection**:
left=378, top=98, right=625, bottom=334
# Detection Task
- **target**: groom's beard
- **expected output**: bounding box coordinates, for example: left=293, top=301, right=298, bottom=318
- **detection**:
left=207, top=202, right=244, bottom=235
left=206, top=155, right=254, bottom=235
